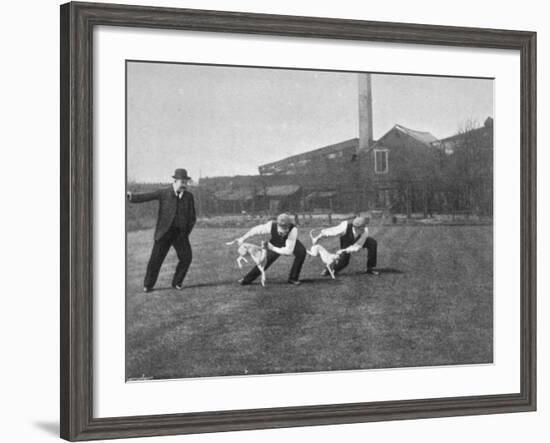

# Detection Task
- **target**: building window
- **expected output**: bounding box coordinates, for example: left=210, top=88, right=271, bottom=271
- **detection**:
left=374, top=149, right=389, bottom=174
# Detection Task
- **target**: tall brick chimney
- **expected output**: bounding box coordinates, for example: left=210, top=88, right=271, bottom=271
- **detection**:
left=358, top=73, right=374, bottom=151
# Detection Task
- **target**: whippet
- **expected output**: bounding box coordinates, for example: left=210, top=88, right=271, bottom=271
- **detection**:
left=307, top=230, right=341, bottom=279
left=226, top=240, right=269, bottom=287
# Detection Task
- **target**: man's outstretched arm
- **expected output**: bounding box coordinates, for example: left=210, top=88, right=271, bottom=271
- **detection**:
left=313, top=221, right=347, bottom=242
left=237, top=221, right=272, bottom=244
left=338, top=228, right=369, bottom=254
left=127, top=189, right=160, bottom=203
left=269, top=228, right=297, bottom=256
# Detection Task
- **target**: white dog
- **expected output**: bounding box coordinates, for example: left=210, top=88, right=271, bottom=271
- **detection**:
left=226, top=239, right=269, bottom=287
left=307, top=230, right=341, bottom=279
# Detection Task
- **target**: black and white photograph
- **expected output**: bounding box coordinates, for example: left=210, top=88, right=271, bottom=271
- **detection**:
left=1, top=0, right=544, bottom=441
left=125, top=62, right=494, bottom=381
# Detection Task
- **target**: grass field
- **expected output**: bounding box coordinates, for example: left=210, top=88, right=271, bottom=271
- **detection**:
left=126, top=225, right=493, bottom=380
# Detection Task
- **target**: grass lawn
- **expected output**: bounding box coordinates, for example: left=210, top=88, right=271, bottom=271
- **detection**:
left=126, top=225, right=493, bottom=380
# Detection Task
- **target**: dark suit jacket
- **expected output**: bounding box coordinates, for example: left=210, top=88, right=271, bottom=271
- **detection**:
left=129, top=187, right=196, bottom=241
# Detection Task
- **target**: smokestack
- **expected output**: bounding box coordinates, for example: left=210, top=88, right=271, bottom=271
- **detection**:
left=358, top=73, right=374, bottom=150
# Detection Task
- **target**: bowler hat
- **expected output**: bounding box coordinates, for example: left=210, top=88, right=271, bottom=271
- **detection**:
left=172, top=168, right=192, bottom=181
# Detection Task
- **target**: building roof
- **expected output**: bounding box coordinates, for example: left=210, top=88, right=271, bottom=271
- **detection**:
left=305, top=191, right=337, bottom=200
left=259, top=185, right=301, bottom=197
left=259, top=138, right=359, bottom=171
left=214, top=188, right=254, bottom=201
left=257, top=124, right=438, bottom=175
left=432, top=118, right=493, bottom=154
left=392, top=124, right=438, bottom=146
left=366, top=124, right=438, bottom=152
left=437, top=119, right=493, bottom=144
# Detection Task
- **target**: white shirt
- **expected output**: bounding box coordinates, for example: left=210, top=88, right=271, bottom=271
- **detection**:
left=319, top=221, right=369, bottom=253
left=240, top=221, right=297, bottom=256
left=172, top=183, right=184, bottom=198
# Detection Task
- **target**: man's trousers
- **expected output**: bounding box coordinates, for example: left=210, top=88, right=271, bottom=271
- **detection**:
left=334, top=237, right=377, bottom=273
left=242, top=240, right=306, bottom=283
left=144, top=226, right=192, bottom=289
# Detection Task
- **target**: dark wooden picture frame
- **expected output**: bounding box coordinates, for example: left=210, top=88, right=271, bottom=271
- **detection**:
left=60, top=1, right=536, bottom=440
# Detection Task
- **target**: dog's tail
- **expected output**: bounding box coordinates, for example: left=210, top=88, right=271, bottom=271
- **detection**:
left=225, top=239, right=239, bottom=246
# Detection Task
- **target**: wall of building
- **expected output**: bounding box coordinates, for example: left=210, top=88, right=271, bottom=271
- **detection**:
left=198, top=121, right=493, bottom=217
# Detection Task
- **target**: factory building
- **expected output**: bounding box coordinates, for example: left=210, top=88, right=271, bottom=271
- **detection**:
left=198, top=73, right=493, bottom=217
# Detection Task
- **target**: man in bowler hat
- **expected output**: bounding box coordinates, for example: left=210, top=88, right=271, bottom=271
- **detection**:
left=127, top=169, right=196, bottom=292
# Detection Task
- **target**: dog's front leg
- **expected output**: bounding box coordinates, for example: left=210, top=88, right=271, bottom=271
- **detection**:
left=327, top=264, right=336, bottom=279
left=259, top=266, right=266, bottom=287
left=237, top=256, right=248, bottom=268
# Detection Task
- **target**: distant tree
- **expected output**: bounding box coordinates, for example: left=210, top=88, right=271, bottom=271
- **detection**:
left=442, top=118, right=494, bottom=215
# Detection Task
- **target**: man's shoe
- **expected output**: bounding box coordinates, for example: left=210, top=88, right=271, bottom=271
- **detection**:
left=172, top=284, right=183, bottom=290
left=366, top=269, right=380, bottom=276
left=287, top=280, right=301, bottom=286
left=143, top=287, right=153, bottom=293
left=238, top=278, right=251, bottom=286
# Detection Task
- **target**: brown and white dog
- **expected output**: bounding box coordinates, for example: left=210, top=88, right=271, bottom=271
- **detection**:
left=307, top=230, right=341, bottom=279
left=226, top=240, right=269, bottom=287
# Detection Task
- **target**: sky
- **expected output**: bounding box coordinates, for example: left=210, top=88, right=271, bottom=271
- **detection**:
left=127, top=62, right=493, bottom=182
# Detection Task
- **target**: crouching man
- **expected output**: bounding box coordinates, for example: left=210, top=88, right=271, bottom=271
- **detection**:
left=237, top=213, right=306, bottom=286
left=314, top=216, right=379, bottom=276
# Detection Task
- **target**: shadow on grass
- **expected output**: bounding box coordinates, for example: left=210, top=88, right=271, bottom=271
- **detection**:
left=291, top=278, right=341, bottom=285
left=153, top=280, right=239, bottom=291
left=151, top=277, right=342, bottom=291
left=144, top=269, right=405, bottom=292
left=343, top=267, right=405, bottom=275
left=375, top=267, right=405, bottom=274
